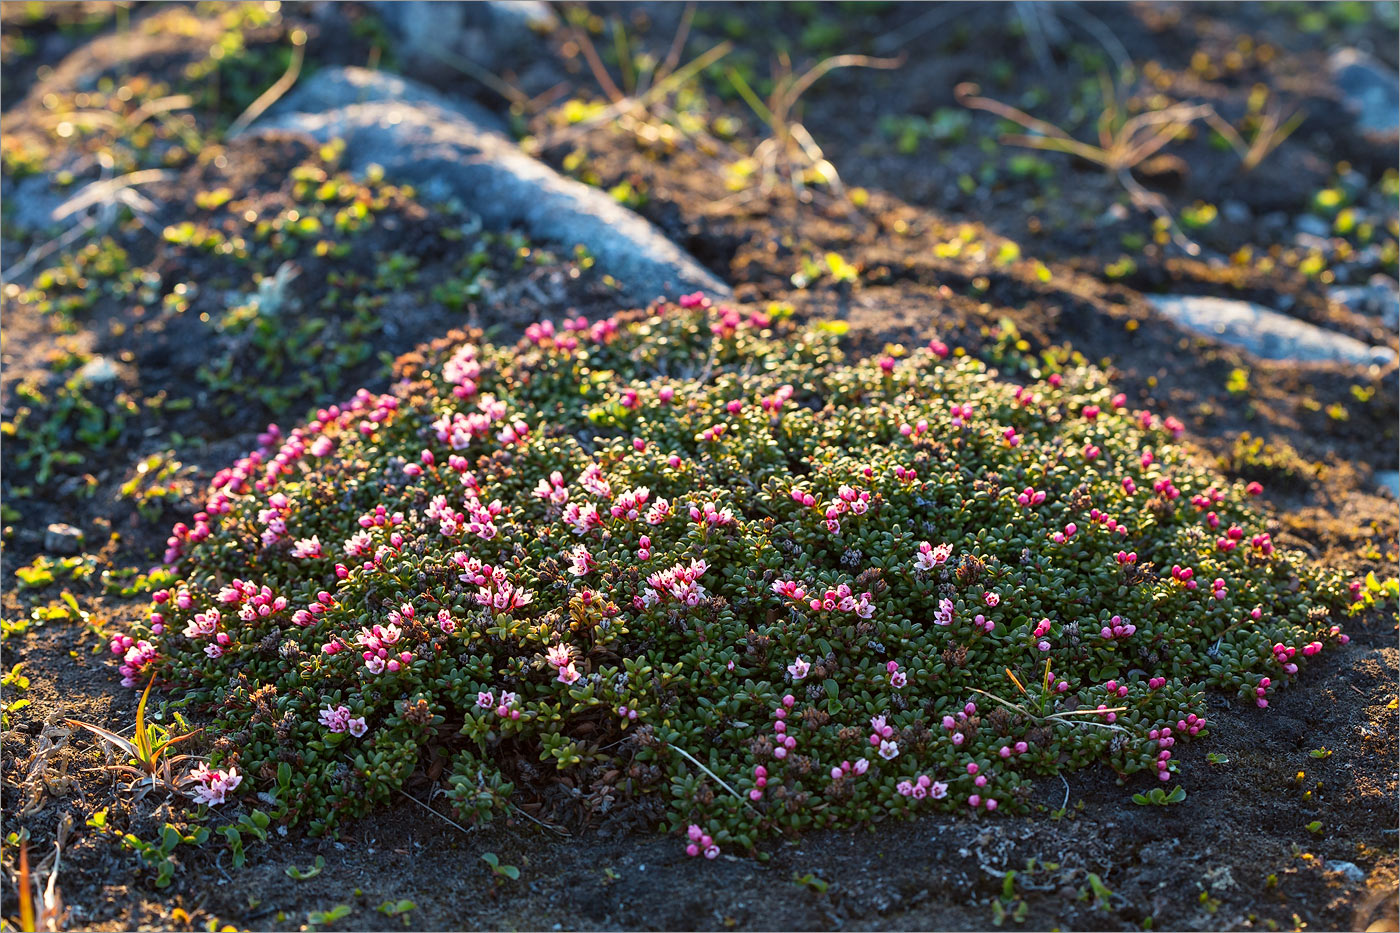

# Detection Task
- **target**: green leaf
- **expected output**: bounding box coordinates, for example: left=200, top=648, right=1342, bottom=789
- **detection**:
left=287, top=856, right=326, bottom=880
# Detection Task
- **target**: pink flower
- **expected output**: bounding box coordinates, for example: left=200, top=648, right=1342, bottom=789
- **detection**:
left=568, top=545, right=594, bottom=576
left=319, top=705, right=352, bottom=732
left=878, top=739, right=899, bottom=760
left=188, top=763, right=242, bottom=806
left=787, top=657, right=811, bottom=681
left=915, top=541, right=953, bottom=571
left=347, top=717, right=368, bottom=737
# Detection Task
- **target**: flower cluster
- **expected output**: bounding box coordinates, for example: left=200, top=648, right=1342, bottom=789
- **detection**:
left=129, top=297, right=1355, bottom=852
left=188, top=763, right=243, bottom=806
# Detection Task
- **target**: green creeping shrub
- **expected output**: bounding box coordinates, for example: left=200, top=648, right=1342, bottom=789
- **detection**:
left=120, top=296, right=1353, bottom=855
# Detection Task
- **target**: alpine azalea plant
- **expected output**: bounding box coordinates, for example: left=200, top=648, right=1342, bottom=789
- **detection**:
left=117, top=295, right=1353, bottom=854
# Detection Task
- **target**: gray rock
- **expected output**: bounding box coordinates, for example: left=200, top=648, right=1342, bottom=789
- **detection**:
left=72, top=355, right=120, bottom=386
left=1294, top=214, right=1332, bottom=239
left=250, top=68, right=728, bottom=305
left=1323, top=860, right=1367, bottom=884
left=1329, top=278, right=1400, bottom=330
left=1377, top=471, right=1400, bottom=498
left=369, top=1, right=556, bottom=82
left=44, top=523, right=84, bottom=555
left=1146, top=295, right=1397, bottom=366
left=1221, top=200, right=1251, bottom=225
left=1329, top=48, right=1400, bottom=136
left=1, top=174, right=68, bottom=237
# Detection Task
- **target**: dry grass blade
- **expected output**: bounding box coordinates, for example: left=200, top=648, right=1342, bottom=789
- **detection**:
left=19, top=722, right=75, bottom=818
left=638, top=1, right=697, bottom=98
left=3, top=161, right=171, bottom=283
left=956, top=80, right=1213, bottom=254
left=227, top=28, right=307, bottom=137
left=727, top=51, right=903, bottom=205
left=1203, top=104, right=1304, bottom=173
left=50, top=169, right=170, bottom=222
left=538, top=37, right=734, bottom=151
left=967, top=687, right=1130, bottom=734
left=17, top=842, right=34, bottom=933
left=44, top=93, right=193, bottom=135
left=11, top=837, right=65, bottom=933
left=667, top=743, right=761, bottom=814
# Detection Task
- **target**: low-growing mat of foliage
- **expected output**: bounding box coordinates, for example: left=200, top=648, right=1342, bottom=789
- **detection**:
left=122, top=296, right=1355, bottom=854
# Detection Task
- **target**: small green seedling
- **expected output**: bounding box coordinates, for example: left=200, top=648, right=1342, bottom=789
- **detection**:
left=377, top=900, right=417, bottom=926
left=1132, top=786, right=1187, bottom=806
left=991, top=869, right=1029, bottom=925
left=481, top=852, right=520, bottom=881
left=308, top=905, right=352, bottom=929
left=86, top=813, right=209, bottom=889
left=792, top=872, right=830, bottom=894
left=286, top=855, right=325, bottom=880
left=1085, top=872, right=1114, bottom=911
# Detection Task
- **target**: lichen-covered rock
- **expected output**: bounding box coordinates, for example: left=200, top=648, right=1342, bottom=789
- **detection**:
left=1329, top=48, right=1400, bottom=137
left=1147, top=294, right=1397, bottom=366
left=368, top=1, right=556, bottom=83
left=250, top=67, right=729, bottom=305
